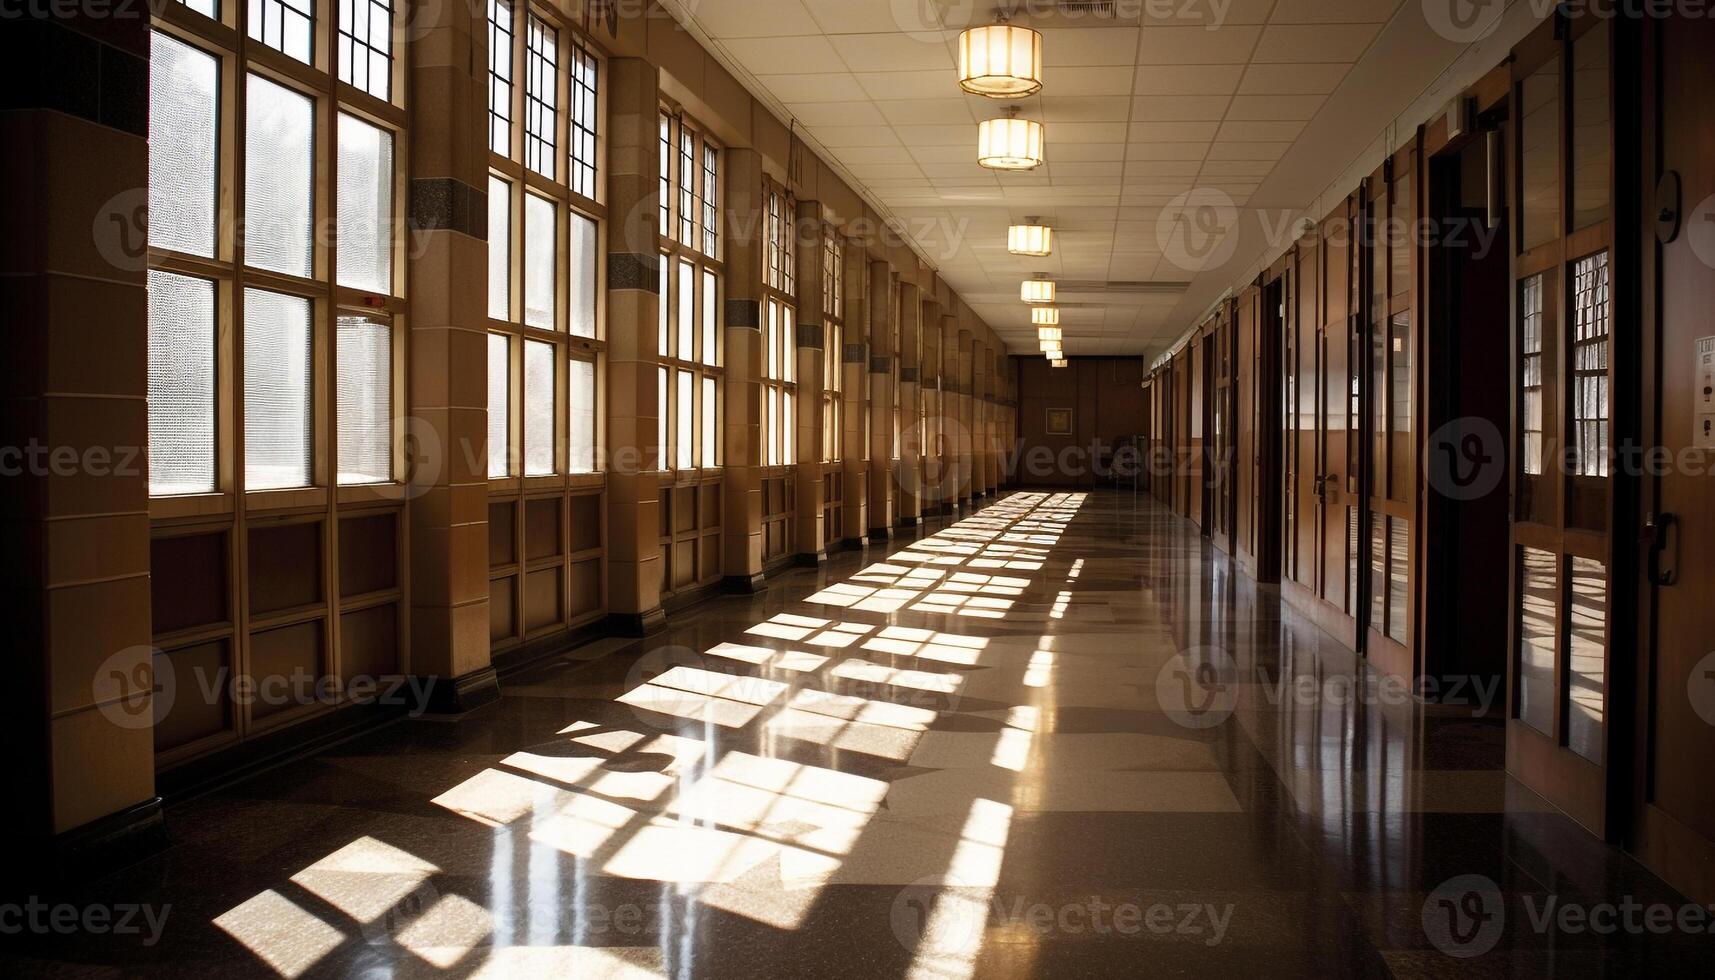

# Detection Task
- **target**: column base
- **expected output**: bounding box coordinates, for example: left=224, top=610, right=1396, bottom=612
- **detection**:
left=722, top=573, right=768, bottom=595
left=793, top=550, right=829, bottom=568
left=607, top=607, right=668, bottom=638
left=838, top=537, right=867, bottom=552
left=43, top=797, right=168, bottom=887
left=895, top=515, right=922, bottom=528
left=420, top=665, right=502, bottom=715
left=867, top=527, right=893, bottom=543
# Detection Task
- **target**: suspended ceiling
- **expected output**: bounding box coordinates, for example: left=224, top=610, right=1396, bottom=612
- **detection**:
left=664, top=0, right=1492, bottom=357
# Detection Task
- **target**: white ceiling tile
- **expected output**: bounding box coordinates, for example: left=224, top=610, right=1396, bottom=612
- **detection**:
left=1130, top=64, right=1246, bottom=96
left=1145, top=0, right=1277, bottom=25
left=893, top=124, right=977, bottom=147
left=830, top=33, right=956, bottom=72
left=834, top=145, right=918, bottom=164
left=1199, top=159, right=1277, bottom=177
left=694, top=0, right=821, bottom=38
left=1124, top=142, right=1211, bottom=161
left=1037, top=27, right=1143, bottom=66
left=909, top=144, right=982, bottom=164
left=1048, top=143, right=1128, bottom=162
left=1046, top=122, right=1130, bottom=144
left=844, top=163, right=929, bottom=181
left=1042, top=96, right=1132, bottom=123
left=1236, top=62, right=1354, bottom=94
left=721, top=36, right=844, bottom=75
left=1126, top=121, right=1222, bottom=142
left=1224, top=94, right=1327, bottom=121
left=1131, top=95, right=1232, bottom=121
left=878, top=98, right=974, bottom=125
left=799, top=0, right=947, bottom=33
left=1216, top=119, right=1306, bottom=141
left=1269, top=0, right=1402, bottom=23
left=1041, top=66, right=1137, bottom=96
left=1125, top=160, right=1204, bottom=178
left=1252, top=24, right=1381, bottom=63
left=811, top=125, right=904, bottom=147
left=853, top=70, right=959, bottom=100
left=1136, top=26, right=1263, bottom=65
left=1205, top=141, right=1293, bottom=160
left=766, top=73, right=869, bottom=103
left=786, top=101, right=889, bottom=126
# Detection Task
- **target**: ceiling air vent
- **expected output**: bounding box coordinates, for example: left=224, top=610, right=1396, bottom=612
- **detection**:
left=1057, top=1, right=1118, bottom=17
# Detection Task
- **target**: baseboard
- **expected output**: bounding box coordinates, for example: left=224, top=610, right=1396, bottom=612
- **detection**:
left=722, top=572, right=768, bottom=594
left=605, top=606, right=668, bottom=637
left=867, top=527, right=892, bottom=543
left=793, top=550, right=828, bottom=568
left=420, top=665, right=502, bottom=715
left=838, top=537, right=866, bottom=551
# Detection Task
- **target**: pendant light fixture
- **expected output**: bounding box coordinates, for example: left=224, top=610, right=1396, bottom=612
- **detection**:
left=958, top=14, right=1044, bottom=99
left=1036, top=325, right=1063, bottom=343
left=1008, top=219, right=1053, bottom=257
left=1050, top=358, right=1068, bottom=368
left=1031, top=306, right=1060, bottom=327
left=1020, top=278, right=1056, bottom=304
left=1039, top=338, right=1062, bottom=355
left=977, top=106, right=1044, bottom=171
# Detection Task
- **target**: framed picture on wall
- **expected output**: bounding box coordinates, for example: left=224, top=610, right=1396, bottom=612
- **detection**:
left=1046, top=408, right=1073, bottom=435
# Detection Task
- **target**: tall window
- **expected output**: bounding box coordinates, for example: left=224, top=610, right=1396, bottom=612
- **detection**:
left=490, top=10, right=602, bottom=478
left=821, top=233, right=844, bottom=463
left=147, top=6, right=401, bottom=499
left=658, top=109, right=723, bottom=472
left=762, top=181, right=797, bottom=467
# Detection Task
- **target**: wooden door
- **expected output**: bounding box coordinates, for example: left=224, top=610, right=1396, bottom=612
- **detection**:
left=1361, top=146, right=1420, bottom=682
left=1503, top=16, right=1617, bottom=835
left=1633, top=12, right=1715, bottom=903
left=1285, top=237, right=1320, bottom=596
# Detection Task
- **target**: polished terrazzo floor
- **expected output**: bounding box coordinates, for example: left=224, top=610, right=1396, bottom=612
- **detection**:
left=6, top=491, right=1712, bottom=977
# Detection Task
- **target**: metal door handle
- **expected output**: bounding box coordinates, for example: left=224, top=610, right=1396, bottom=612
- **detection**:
left=1648, top=512, right=1681, bottom=587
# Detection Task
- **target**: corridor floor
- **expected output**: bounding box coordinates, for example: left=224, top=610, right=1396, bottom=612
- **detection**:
left=6, top=491, right=1712, bottom=978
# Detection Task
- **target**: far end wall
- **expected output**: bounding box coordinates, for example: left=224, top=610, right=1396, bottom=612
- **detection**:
left=1011, top=357, right=1146, bottom=488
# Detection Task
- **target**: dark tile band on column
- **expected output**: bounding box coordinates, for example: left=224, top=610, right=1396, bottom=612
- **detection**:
left=409, top=178, right=488, bottom=239
left=899, top=367, right=918, bottom=382
left=843, top=342, right=867, bottom=364
left=725, top=298, right=760, bottom=329
left=870, top=356, right=893, bottom=374
left=795, top=323, right=823, bottom=350
left=608, top=252, right=660, bottom=292
left=0, top=20, right=148, bottom=138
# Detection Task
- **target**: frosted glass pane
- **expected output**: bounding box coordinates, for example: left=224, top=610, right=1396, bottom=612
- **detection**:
left=1517, top=547, right=1558, bottom=738
left=488, top=334, right=510, bottom=477
left=147, top=271, right=216, bottom=495
left=783, top=391, right=794, bottom=464
left=783, top=306, right=795, bottom=383
left=244, top=288, right=313, bottom=490
left=524, top=193, right=556, bottom=329
left=245, top=74, right=314, bottom=278
left=178, top=0, right=218, bottom=17
left=337, top=315, right=391, bottom=484
left=767, top=390, right=778, bottom=466
left=701, top=376, right=716, bottom=467
left=570, top=211, right=597, bottom=338
left=149, top=33, right=218, bottom=258
left=677, top=370, right=693, bottom=470
left=336, top=114, right=393, bottom=293
left=702, top=269, right=718, bottom=366
left=488, top=176, right=510, bottom=320
left=677, top=261, right=695, bottom=359
left=569, top=358, right=596, bottom=473
left=524, top=339, right=555, bottom=475
left=657, top=365, right=668, bottom=469
left=657, top=255, right=669, bottom=353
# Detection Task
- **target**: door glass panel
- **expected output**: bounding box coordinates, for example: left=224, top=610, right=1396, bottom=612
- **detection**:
left=1369, top=512, right=1387, bottom=635
left=1518, top=271, right=1557, bottom=524
left=1571, top=22, right=1611, bottom=231
left=1567, top=556, right=1607, bottom=763
left=1390, top=312, right=1412, bottom=501
left=1569, top=251, right=1612, bottom=527
left=1387, top=517, right=1409, bottom=645
left=1517, top=546, right=1559, bottom=736
left=1520, top=55, right=1562, bottom=252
